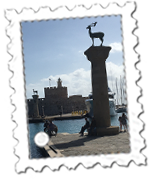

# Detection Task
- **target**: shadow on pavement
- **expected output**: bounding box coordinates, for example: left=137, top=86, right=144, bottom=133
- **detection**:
left=53, top=135, right=102, bottom=149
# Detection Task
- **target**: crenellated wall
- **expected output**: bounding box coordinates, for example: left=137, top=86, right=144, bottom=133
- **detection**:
left=44, top=86, right=68, bottom=100
left=27, top=94, right=87, bottom=117
left=27, top=79, right=88, bottom=117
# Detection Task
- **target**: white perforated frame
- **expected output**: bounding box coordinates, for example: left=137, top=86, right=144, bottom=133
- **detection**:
left=5, top=2, right=146, bottom=173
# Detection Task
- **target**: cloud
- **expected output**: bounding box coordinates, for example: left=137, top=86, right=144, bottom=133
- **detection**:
left=106, top=62, right=125, bottom=90
left=106, top=62, right=127, bottom=105
left=26, top=62, right=126, bottom=104
left=40, top=68, right=91, bottom=97
left=77, top=50, right=84, bottom=57
left=109, top=42, right=122, bottom=53
left=106, top=62, right=124, bottom=79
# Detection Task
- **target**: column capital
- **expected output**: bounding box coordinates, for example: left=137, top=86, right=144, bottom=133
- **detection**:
left=32, top=95, right=39, bottom=99
left=84, top=46, right=111, bottom=62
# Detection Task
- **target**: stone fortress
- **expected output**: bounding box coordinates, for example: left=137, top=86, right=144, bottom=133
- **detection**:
left=27, top=78, right=88, bottom=117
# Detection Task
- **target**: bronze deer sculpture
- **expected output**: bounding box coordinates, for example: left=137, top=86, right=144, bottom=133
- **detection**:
left=86, top=22, right=104, bottom=46
left=33, top=89, right=38, bottom=95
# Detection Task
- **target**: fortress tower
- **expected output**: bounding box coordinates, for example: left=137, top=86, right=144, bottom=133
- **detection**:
left=44, top=78, right=68, bottom=100
left=32, top=94, right=40, bottom=118
left=57, top=78, right=62, bottom=88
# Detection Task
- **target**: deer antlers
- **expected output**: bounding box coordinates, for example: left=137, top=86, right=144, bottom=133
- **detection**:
left=90, top=22, right=97, bottom=27
left=86, top=22, right=97, bottom=28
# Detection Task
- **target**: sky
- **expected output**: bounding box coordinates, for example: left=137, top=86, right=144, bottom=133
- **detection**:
left=22, top=15, right=126, bottom=104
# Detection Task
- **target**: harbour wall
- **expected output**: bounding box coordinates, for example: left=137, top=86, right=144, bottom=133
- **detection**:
left=27, top=95, right=87, bottom=117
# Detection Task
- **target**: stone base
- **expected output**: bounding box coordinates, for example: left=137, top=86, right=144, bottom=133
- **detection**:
left=97, top=126, right=119, bottom=136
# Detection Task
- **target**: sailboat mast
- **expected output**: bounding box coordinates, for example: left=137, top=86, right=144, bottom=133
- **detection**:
left=121, top=78, right=125, bottom=104
left=121, top=78, right=125, bottom=105
left=109, top=65, right=114, bottom=92
left=115, top=78, right=117, bottom=105
left=116, top=78, right=119, bottom=105
left=120, top=76, right=123, bottom=105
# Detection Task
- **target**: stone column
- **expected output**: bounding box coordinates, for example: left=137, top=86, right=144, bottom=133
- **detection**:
left=84, top=46, right=119, bottom=136
left=32, top=95, right=40, bottom=118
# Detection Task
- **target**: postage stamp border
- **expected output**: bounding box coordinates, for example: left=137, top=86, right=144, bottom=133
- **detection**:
left=5, top=1, right=146, bottom=173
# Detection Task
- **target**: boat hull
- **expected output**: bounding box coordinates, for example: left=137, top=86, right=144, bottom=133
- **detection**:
left=85, top=98, right=117, bottom=117
left=116, top=107, right=127, bottom=113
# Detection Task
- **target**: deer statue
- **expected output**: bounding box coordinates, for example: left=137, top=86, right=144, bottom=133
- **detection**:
left=86, top=22, right=104, bottom=46
left=33, top=89, right=38, bottom=95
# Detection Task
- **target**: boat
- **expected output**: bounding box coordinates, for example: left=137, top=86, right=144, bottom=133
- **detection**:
left=85, top=87, right=117, bottom=118
left=115, top=76, right=127, bottom=113
left=116, top=105, right=127, bottom=113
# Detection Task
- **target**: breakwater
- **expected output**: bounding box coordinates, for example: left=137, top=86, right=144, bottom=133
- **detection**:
left=29, top=113, right=85, bottom=123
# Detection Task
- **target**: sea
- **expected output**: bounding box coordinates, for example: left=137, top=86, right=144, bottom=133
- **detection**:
left=28, top=112, right=127, bottom=159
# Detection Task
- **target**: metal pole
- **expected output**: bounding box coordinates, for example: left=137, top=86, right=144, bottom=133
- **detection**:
left=120, top=76, right=122, bottom=105
left=121, top=78, right=125, bottom=105
left=122, top=77, right=125, bottom=104
left=116, top=78, right=119, bottom=105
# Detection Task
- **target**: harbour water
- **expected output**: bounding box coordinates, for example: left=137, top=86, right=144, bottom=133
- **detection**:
left=28, top=113, right=127, bottom=158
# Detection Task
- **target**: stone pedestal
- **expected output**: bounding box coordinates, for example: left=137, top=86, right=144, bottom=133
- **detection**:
left=97, top=126, right=119, bottom=136
left=84, top=46, right=119, bottom=136
left=32, top=95, right=40, bottom=118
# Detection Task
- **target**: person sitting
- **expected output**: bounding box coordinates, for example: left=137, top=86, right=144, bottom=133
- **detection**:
left=44, top=120, right=49, bottom=132
left=79, top=117, right=90, bottom=136
left=88, top=117, right=97, bottom=136
left=48, top=120, right=58, bottom=136
left=44, top=120, right=49, bottom=127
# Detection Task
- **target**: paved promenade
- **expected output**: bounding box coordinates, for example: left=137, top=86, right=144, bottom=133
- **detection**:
left=44, top=132, right=130, bottom=157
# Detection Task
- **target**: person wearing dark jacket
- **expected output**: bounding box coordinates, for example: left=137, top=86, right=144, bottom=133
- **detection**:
left=118, top=116, right=123, bottom=132
left=79, top=117, right=90, bottom=136
left=121, top=113, right=128, bottom=132
left=44, top=120, right=49, bottom=132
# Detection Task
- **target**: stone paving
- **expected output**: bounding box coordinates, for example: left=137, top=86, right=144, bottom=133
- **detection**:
left=48, top=132, right=130, bottom=157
